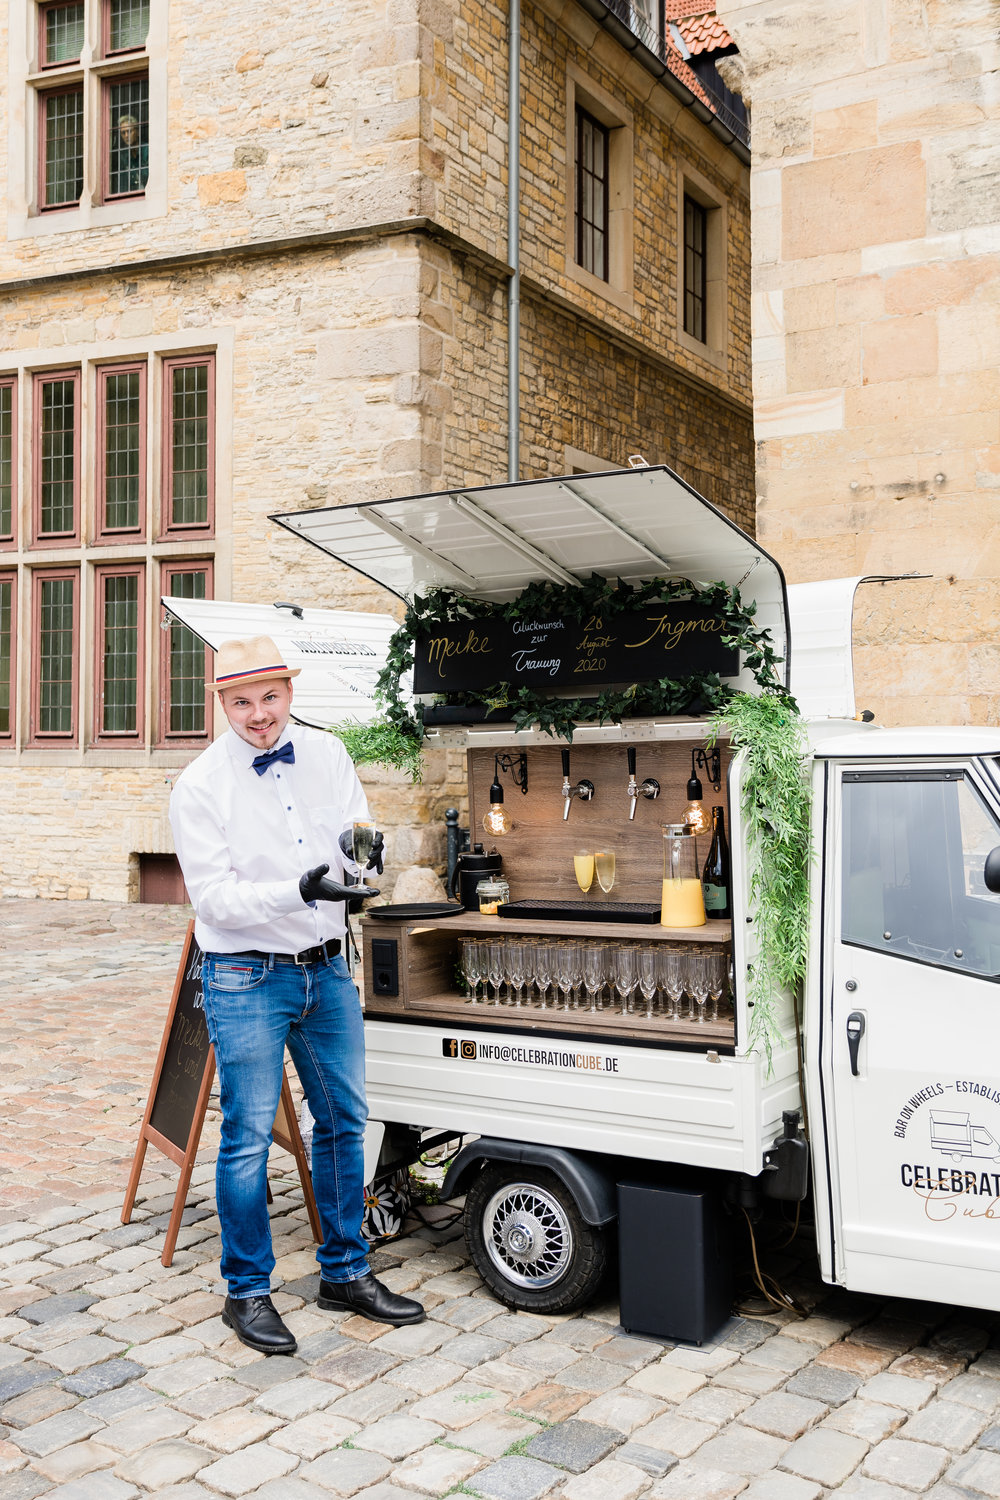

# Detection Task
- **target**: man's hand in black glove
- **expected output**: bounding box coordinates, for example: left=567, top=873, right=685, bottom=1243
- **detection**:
left=337, top=828, right=385, bottom=875
left=299, top=863, right=380, bottom=904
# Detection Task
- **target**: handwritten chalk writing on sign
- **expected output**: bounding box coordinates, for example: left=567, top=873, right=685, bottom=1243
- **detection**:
left=411, top=605, right=737, bottom=696
left=147, top=936, right=211, bottom=1154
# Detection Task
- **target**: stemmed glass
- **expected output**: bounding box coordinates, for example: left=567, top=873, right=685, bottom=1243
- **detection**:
left=582, top=943, right=606, bottom=1013
left=613, top=942, right=638, bottom=1015
left=638, top=945, right=658, bottom=1019
left=507, top=939, right=529, bottom=1008
left=534, top=940, right=555, bottom=1009
left=555, top=939, right=580, bottom=1011
left=462, top=938, right=484, bottom=1004
left=487, top=938, right=506, bottom=1006
left=352, top=819, right=377, bottom=891
left=707, top=949, right=729, bottom=1021
left=574, top=853, right=595, bottom=894
left=689, top=950, right=711, bottom=1024
left=662, top=947, right=685, bottom=1021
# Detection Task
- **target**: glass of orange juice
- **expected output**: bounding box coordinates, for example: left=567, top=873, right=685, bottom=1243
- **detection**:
left=574, top=852, right=595, bottom=893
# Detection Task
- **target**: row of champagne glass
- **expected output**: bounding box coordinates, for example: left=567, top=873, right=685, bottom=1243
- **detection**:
left=459, top=935, right=731, bottom=1021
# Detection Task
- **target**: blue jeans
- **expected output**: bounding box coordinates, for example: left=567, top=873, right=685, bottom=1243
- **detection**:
left=201, top=951, right=370, bottom=1299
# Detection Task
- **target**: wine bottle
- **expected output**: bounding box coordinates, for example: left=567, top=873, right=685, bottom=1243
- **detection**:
left=702, top=805, right=731, bottom=919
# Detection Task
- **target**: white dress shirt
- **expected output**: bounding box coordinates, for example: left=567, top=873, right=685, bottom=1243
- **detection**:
left=169, top=723, right=371, bottom=955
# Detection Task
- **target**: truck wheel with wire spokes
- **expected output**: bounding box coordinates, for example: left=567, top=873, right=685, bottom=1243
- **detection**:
left=464, top=1163, right=609, bottom=1314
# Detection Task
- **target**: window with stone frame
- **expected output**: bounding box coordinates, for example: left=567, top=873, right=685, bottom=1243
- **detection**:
left=31, top=565, right=79, bottom=741
left=160, top=561, right=213, bottom=743
left=94, top=562, right=144, bottom=740
left=5, top=348, right=217, bottom=751
left=33, top=369, right=80, bottom=545
left=96, top=361, right=145, bottom=540
left=0, top=381, right=16, bottom=548
left=683, top=194, right=708, bottom=343
left=676, top=165, right=728, bottom=368
left=0, top=572, right=15, bottom=738
left=32, top=0, right=149, bottom=214
left=564, top=66, right=635, bottom=313
left=575, top=106, right=609, bottom=283
left=161, top=355, right=216, bottom=535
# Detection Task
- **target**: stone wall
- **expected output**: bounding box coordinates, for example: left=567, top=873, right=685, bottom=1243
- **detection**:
left=1, top=0, right=755, bottom=898
left=721, top=0, right=1000, bottom=725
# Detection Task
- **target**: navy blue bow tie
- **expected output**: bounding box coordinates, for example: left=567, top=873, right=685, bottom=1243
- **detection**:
left=251, top=742, right=295, bottom=776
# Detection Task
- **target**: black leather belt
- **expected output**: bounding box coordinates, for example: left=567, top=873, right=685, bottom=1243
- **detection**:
left=239, top=940, right=341, bottom=966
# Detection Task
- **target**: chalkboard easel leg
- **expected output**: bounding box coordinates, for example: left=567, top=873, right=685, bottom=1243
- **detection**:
left=161, top=1154, right=199, bottom=1268
left=121, top=1135, right=149, bottom=1226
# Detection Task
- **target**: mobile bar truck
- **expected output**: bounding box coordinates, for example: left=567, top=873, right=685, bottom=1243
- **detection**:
left=266, top=463, right=1000, bottom=1342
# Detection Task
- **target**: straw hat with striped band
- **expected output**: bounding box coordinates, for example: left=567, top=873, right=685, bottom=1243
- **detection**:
left=207, top=636, right=301, bottom=691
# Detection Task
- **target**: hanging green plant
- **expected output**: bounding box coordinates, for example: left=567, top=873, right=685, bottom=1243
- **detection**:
left=708, top=691, right=811, bottom=1069
left=334, top=573, right=788, bottom=776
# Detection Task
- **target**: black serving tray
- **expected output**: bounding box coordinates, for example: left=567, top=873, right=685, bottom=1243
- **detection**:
left=498, top=899, right=662, bottom=924
left=366, top=902, right=466, bottom=921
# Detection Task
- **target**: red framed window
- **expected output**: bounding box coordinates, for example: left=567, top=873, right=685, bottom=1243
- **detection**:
left=103, top=0, right=149, bottom=55
left=31, top=566, right=78, bottom=741
left=94, top=563, right=145, bottom=740
left=104, top=74, right=149, bottom=200
left=40, top=1, right=85, bottom=67
left=33, top=370, right=80, bottom=543
left=96, top=362, right=145, bottom=539
left=161, top=355, right=215, bottom=534
left=0, top=572, right=15, bottom=739
left=40, top=85, right=84, bottom=210
left=160, top=561, right=213, bottom=742
left=0, top=379, right=16, bottom=547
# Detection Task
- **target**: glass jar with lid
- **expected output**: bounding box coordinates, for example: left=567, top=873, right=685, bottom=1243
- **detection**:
left=476, top=877, right=510, bottom=915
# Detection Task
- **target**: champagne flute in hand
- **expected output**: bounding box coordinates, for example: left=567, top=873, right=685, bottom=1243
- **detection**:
left=352, top=819, right=377, bottom=889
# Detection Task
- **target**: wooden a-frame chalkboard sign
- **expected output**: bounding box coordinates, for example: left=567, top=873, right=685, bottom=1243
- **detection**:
left=121, top=922, right=321, bottom=1266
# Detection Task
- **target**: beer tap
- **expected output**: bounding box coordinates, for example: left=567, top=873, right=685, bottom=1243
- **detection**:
left=561, top=748, right=594, bottom=821
left=626, top=744, right=659, bottom=820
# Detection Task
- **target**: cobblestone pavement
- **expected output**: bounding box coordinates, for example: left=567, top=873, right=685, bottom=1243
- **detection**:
left=2, top=898, right=1000, bottom=1500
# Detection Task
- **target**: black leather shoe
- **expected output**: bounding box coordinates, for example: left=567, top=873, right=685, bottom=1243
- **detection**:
left=317, top=1272, right=425, bottom=1325
left=222, top=1295, right=297, bottom=1355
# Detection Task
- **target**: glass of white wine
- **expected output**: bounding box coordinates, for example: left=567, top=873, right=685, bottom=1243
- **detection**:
left=352, top=819, right=377, bottom=889
left=574, top=851, right=595, bottom=894
left=594, top=849, right=616, bottom=896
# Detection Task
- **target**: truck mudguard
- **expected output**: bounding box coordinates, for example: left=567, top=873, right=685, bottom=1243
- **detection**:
left=441, top=1139, right=619, bottom=1226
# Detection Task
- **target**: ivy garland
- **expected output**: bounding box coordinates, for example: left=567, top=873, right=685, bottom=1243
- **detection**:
left=708, top=692, right=811, bottom=1071
left=332, top=574, right=792, bottom=773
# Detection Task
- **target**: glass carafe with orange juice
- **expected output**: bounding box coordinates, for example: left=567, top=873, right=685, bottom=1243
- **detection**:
left=660, top=823, right=706, bottom=928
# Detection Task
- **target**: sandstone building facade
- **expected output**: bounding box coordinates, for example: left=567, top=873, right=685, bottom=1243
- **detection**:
left=722, top=0, right=1000, bottom=727
left=0, top=0, right=752, bottom=899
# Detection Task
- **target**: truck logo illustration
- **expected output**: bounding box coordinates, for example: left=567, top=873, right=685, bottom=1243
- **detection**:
left=929, top=1110, right=1000, bottom=1162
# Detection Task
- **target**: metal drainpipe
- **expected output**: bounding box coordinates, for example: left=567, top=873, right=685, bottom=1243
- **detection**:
left=507, top=0, right=520, bottom=483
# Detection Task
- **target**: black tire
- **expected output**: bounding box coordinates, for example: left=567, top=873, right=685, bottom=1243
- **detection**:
left=464, top=1162, right=609, bottom=1314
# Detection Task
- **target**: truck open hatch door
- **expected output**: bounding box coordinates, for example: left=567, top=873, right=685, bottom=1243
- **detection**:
left=270, top=465, right=790, bottom=696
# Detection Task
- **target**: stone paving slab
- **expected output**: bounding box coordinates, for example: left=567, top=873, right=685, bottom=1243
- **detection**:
left=3, top=899, right=1000, bottom=1500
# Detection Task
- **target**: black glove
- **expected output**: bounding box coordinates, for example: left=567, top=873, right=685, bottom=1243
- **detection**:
left=299, top=863, right=380, bottom=904
left=337, top=828, right=385, bottom=875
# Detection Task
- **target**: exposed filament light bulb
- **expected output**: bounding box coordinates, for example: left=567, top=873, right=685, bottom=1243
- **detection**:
left=482, top=776, right=514, bottom=836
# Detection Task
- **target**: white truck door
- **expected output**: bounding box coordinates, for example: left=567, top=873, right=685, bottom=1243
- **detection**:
left=824, top=763, right=1000, bottom=1311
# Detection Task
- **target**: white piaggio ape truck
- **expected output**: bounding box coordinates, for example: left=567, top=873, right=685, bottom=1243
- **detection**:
left=174, top=465, right=1000, bottom=1342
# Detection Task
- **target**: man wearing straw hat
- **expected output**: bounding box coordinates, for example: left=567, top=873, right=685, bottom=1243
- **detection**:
left=169, top=636, right=424, bottom=1355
